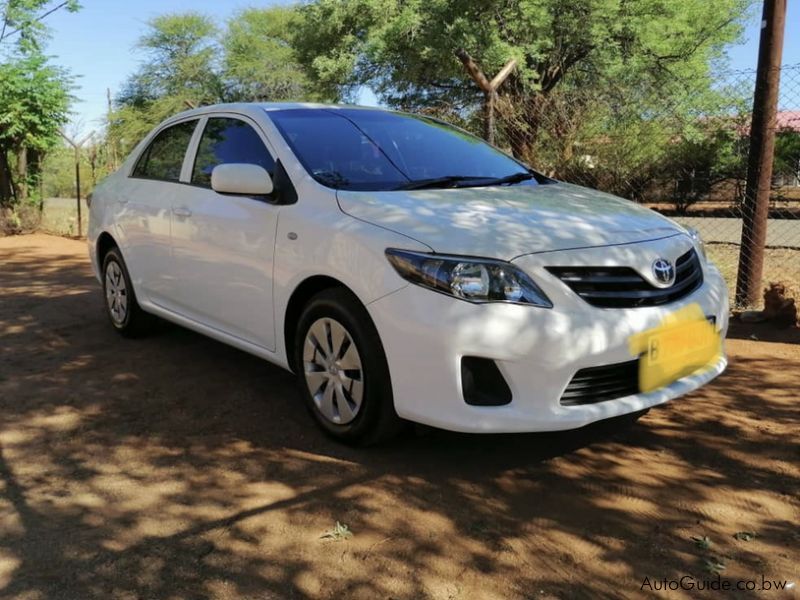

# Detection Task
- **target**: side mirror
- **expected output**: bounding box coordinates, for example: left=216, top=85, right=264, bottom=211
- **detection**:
left=211, top=163, right=274, bottom=196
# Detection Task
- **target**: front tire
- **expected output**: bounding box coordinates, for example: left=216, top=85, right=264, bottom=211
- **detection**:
left=102, top=248, right=154, bottom=337
left=294, top=288, right=403, bottom=445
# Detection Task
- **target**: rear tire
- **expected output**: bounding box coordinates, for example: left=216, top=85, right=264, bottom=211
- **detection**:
left=294, top=288, right=404, bottom=445
left=102, top=247, right=155, bottom=337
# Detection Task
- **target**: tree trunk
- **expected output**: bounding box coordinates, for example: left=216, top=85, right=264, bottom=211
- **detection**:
left=0, top=149, right=15, bottom=207
left=16, top=145, right=28, bottom=201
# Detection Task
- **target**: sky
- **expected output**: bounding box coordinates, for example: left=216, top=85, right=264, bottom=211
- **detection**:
left=37, top=0, right=800, bottom=137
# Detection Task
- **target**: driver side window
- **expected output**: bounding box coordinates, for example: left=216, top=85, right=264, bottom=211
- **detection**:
left=192, top=117, right=275, bottom=188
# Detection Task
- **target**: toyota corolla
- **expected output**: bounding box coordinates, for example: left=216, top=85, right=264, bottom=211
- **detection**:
left=88, top=103, right=728, bottom=444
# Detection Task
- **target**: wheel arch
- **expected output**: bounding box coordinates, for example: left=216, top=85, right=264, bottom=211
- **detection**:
left=283, top=275, right=355, bottom=372
left=96, top=231, right=119, bottom=267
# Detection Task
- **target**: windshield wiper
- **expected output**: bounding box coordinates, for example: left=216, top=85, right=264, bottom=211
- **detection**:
left=395, top=175, right=488, bottom=190
left=482, top=172, right=536, bottom=186
left=396, top=171, right=536, bottom=191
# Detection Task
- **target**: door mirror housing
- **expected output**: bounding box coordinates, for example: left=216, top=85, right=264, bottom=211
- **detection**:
left=211, top=163, right=274, bottom=196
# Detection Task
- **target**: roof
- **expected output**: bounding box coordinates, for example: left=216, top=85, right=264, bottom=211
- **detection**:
left=776, top=110, right=800, bottom=132
left=169, top=102, right=389, bottom=122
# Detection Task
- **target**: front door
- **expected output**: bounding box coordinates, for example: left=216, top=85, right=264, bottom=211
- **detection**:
left=166, top=115, right=280, bottom=351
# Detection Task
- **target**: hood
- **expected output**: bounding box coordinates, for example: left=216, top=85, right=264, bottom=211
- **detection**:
left=336, top=182, right=683, bottom=260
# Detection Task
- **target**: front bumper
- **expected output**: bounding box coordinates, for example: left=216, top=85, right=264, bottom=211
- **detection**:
left=367, top=238, right=729, bottom=433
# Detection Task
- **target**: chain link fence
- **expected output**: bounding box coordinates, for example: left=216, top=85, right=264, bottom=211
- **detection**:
left=435, top=63, right=800, bottom=309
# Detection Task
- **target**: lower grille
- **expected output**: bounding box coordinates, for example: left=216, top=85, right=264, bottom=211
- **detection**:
left=546, top=248, right=703, bottom=308
left=560, top=359, right=640, bottom=406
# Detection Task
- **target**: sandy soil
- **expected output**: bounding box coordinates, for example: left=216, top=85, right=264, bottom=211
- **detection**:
left=0, top=234, right=798, bottom=600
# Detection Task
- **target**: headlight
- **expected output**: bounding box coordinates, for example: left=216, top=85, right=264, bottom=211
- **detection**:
left=686, top=227, right=707, bottom=260
left=385, top=249, right=553, bottom=307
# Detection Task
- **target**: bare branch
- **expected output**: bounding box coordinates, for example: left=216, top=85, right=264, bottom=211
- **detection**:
left=454, top=48, right=493, bottom=94
left=490, top=59, right=517, bottom=90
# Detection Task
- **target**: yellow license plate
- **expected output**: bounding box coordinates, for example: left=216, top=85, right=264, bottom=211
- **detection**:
left=629, top=304, right=722, bottom=393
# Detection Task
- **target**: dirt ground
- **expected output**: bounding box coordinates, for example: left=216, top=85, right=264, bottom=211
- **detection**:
left=0, top=234, right=798, bottom=600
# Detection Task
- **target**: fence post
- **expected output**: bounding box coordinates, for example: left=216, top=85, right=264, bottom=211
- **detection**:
left=58, top=130, right=94, bottom=238
left=735, top=0, right=787, bottom=306
left=74, top=146, right=81, bottom=237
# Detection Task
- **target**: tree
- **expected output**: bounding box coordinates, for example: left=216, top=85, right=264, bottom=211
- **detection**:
left=117, top=12, right=222, bottom=109
left=0, top=1, right=80, bottom=52
left=111, top=9, right=311, bottom=156
left=222, top=7, right=307, bottom=102
left=0, top=1, right=77, bottom=206
left=0, top=53, right=72, bottom=205
left=658, top=119, right=748, bottom=213
left=110, top=14, right=222, bottom=156
left=294, top=0, right=749, bottom=166
left=773, top=128, right=800, bottom=187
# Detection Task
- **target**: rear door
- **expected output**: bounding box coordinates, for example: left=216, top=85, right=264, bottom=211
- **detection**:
left=115, top=119, right=199, bottom=304
left=166, top=114, right=280, bottom=351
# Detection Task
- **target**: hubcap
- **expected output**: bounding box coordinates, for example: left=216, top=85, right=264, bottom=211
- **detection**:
left=303, top=318, right=364, bottom=425
left=105, top=261, right=128, bottom=325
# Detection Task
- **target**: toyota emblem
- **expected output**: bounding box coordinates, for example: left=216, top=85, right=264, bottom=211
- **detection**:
left=652, top=258, right=675, bottom=286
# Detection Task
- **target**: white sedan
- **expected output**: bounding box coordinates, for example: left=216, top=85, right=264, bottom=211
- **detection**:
left=88, top=103, right=728, bottom=444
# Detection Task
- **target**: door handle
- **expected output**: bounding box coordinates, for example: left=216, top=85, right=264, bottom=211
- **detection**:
left=172, top=206, right=192, bottom=218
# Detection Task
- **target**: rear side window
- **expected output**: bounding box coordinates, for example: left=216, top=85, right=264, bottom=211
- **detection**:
left=192, top=117, right=275, bottom=188
left=132, top=120, right=198, bottom=181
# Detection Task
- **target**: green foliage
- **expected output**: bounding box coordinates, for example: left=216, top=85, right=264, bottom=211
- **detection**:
left=295, top=0, right=748, bottom=108
left=293, top=0, right=385, bottom=102
left=0, top=1, right=78, bottom=206
left=117, top=12, right=223, bottom=108
left=105, top=0, right=752, bottom=208
left=223, top=7, right=307, bottom=102
left=0, top=51, right=72, bottom=205
left=0, top=1, right=80, bottom=53
left=109, top=95, right=193, bottom=158
left=774, top=128, right=800, bottom=181
left=0, top=53, right=71, bottom=152
left=110, top=13, right=223, bottom=156
left=662, top=119, right=748, bottom=212
left=40, top=144, right=79, bottom=197
left=112, top=8, right=309, bottom=156
left=293, top=0, right=751, bottom=201
left=40, top=140, right=111, bottom=198
left=557, top=89, right=751, bottom=207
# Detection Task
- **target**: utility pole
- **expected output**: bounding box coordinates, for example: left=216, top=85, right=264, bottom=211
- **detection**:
left=59, top=129, right=94, bottom=238
left=735, top=0, right=787, bottom=306
left=455, top=49, right=516, bottom=145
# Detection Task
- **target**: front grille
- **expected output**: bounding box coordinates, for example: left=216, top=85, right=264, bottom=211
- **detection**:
left=560, top=359, right=640, bottom=406
left=546, top=249, right=703, bottom=308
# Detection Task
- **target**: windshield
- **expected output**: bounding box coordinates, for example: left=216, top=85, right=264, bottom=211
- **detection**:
left=267, top=108, right=538, bottom=191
